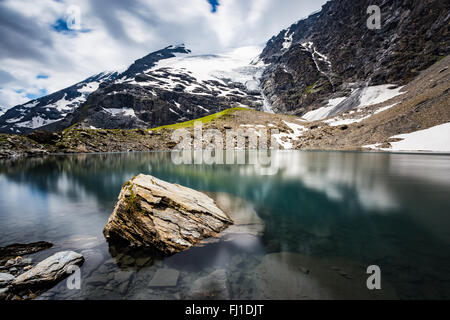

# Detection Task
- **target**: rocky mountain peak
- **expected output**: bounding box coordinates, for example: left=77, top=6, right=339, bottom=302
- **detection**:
left=118, top=44, right=192, bottom=80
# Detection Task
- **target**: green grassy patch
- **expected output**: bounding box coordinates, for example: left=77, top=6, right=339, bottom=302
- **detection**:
left=305, top=84, right=316, bottom=94
left=61, top=107, right=252, bottom=138
left=148, top=107, right=250, bottom=131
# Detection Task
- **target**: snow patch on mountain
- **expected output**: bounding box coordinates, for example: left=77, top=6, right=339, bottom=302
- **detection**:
left=77, top=82, right=101, bottom=94
left=373, top=103, right=398, bottom=114
left=23, top=101, right=39, bottom=108
left=0, top=71, right=119, bottom=134
left=16, top=116, right=60, bottom=129
left=302, top=97, right=347, bottom=121
left=302, top=83, right=406, bottom=123
left=103, top=108, right=136, bottom=118
left=272, top=120, right=308, bottom=149
left=324, top=114, right=371, bottom=127
left=364, top=122, right=450, bottom=153
left=52, top=94, right=83, bottom=113
left=358, top=85, right=405, bottom=108
left=282, top=28, right=293, bottom=50
left=153, top=46, right=263, bottom=86
left=5, top=116, right=24, bottom=124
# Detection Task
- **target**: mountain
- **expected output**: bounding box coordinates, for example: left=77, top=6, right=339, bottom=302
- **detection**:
left=0, top=0, right=448, bottom=136
left=0, top=71, right=119, bottom=134
left=0, top=44, right=266, bottom=133
left=259, top=0, right=449, bottom=116
left=0, top=106, right=5, bottom=117
left=51, top=44, right=265, bottom=131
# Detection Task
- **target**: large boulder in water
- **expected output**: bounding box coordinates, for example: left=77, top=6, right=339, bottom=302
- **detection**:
left=103, top=174, right=233, bottom=255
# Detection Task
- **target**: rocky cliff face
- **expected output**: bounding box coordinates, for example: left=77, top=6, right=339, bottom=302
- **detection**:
left=259, top=0, right=450, bottom=115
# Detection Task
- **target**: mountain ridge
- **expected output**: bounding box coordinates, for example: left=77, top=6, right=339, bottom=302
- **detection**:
left=0, top=0, right=448, bottom=138
left=0, top=71, right=119, bottom=134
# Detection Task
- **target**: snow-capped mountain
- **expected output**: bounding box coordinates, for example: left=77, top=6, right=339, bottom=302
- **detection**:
left=0, top=0, right=448, bottom=134
left=0, top=106, right=5, bottom=117
left=0, top=71, right=119, bottom=134
left=59, top=44, right=266, bottom=130
left=1, top=44, right=266, bottom=132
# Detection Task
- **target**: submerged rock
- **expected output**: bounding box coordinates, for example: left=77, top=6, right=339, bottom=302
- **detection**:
left=80, top=249, right=104, bottom=277
left=12, top=251, right=84, bottom=290
left=149, top=268, right=180, bottom=287
left=0, top=287, right=9, bottom=297
left=103, top=174, right=233, bottom=255
left=187, top=269, right=230, bottom=300
left=252, top=252, right=397, bottom=300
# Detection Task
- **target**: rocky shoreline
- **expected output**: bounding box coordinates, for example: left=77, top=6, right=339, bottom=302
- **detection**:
left=0, top=176, right=266, bottom=300
left=0, top=242, right=84, bottom=300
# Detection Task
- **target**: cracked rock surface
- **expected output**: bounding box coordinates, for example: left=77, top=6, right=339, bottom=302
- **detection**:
left=103, top=174, right=233, bottom=255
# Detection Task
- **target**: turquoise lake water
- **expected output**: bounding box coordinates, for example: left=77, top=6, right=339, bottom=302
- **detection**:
left=0, top=151, right=449, bottom=299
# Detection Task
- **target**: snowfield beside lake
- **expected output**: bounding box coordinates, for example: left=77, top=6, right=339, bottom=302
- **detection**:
left=364, top=122, right=450, bottom=153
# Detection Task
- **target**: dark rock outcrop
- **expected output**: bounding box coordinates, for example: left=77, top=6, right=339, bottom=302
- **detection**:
left=0, top=241, right=53, bottom=263
left=259, top=0, right=450, bottom=115
left=27, top=131, right=61, bottom=145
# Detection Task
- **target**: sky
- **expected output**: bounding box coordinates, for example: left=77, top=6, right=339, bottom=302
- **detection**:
left=0, top=0, right=326, bottom=109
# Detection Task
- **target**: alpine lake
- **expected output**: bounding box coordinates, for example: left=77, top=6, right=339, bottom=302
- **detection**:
left=0, top=150, right=449, bottom=299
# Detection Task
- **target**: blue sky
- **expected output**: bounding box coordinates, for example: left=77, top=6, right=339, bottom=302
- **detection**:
left=0, top=0, right=326, bottom=109
left=26, top=89, right=47, bottom=100
left=208, top=0, right=220, bottom=13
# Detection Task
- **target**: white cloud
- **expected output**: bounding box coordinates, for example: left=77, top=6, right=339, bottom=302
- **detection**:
left=0, top=0, right=326, bottom=109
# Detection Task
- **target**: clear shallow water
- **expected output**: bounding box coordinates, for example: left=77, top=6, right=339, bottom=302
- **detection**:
left=0, top=151, right=449, bottom=299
